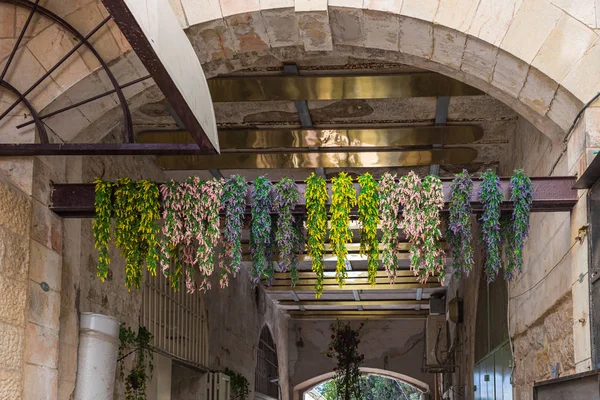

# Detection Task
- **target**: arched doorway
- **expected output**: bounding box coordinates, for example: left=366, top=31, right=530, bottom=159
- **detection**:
left=256, top=325, right=280, bottom=400
left=293, top=368, right=430, bottom=400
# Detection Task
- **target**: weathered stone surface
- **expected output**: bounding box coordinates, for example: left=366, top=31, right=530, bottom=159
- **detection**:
left=468, top=0, right=523, bottom=46
left=261, top=8, right=301, bottom=47
left=0, top=179, right=31, bottom=238
left=225, top=12, right=270, bottom=53
left=399, top=16, right=433, bottom=58
left=330, top=7, right=363, bottom=47
left=0, top=226, right=29, bottom=282
left=432, top=25, right=466, bottom=69
left=297, top=11, right=333, bottom=51
left=434, top=0, right=478, bottom=31
left=492, top=49, right=529, bottom=98
left=532, top=13, right=597, bottom=82
left=500, top=0, right=563, bottom=64
left=0, top=276, right=26, bottom=326
left=519, top=67, right=559, bottom=115
left=401, top=0, right=438, bottom=21
left=29, top=240, right=61, bottom=292
left=0, top=368, right=21, bottom=400
left=364, top=0, right=402, bottom=13
left=24, top=323, right=58, bottom=369
left=562, top=40, right=600, bottom=102
left=28, top=281, right=60, bottom=331
left=461, top=36, right=498, bottom=83
left=0, top=322, right=23, bottom=371
left=192, top=20, right=236, bottom=63
left=30, top=201, right=63, bottom=255
left=363, top=10, right=400, bottom=51
left=181, top=0, right=222, bottom=25
left=22, top=364, right=58, bottom=400
left=550, top=0, right=596, bottom=28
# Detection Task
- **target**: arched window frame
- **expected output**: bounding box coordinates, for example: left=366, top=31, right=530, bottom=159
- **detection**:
left=255, top=325, right=280, bottom=399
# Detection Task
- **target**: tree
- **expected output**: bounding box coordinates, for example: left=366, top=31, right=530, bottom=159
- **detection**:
left=314, top=375, right=421, bottom=400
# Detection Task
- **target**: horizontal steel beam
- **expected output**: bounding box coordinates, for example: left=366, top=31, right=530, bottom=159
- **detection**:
left=137, top=125, right=484, bottom=148
left=287, top=310, right=430, bottom=319
left=207, top=73, right=483, bottom=102
left=278, top=299, right=429, bottom=306
left=49, top=176, right=578, bottom=218
left=264, top=283, right=441, bottom=292
left=289, top=314, right=427, bottom=320
left=155, top=148, right=477, bottom=169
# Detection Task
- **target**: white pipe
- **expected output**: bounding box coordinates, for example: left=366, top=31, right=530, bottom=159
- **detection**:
left=73, top=313, right=120, bottom=400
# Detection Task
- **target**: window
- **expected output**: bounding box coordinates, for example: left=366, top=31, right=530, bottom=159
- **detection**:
left=255, top=326, right=279, bottom=399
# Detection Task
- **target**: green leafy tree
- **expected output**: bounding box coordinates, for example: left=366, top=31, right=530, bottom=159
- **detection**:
left=315, top=375, right=421, bottom=400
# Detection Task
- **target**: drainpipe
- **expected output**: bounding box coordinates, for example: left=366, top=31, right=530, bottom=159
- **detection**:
left=73, top=313, right=121, bottom=400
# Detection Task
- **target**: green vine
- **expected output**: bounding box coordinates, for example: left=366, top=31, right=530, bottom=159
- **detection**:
left=93, top=179, right=113, bottom=281
left=159, top=180, right=184, bottom=289
left=330, top=172, right=356, bottom=287
left=506, top=169, right=533, bottom=279
left=119, top=325, right=154, bottom=400
left=250, top=176, right=273, bottom=285
left=479, top=169, right=504, bottom=282
left=273, top=177, right=301, bottom=285
left=305, top=173, right=328, bottom=298
left=220, top=175, right=248, bottom=288
left=113, top=178, right=161, bottom=290
left=447, top=170, right=474, bottom=277
left=358, top=173, right=380, bottom=285
left=224, top=369, right=250, bottom=400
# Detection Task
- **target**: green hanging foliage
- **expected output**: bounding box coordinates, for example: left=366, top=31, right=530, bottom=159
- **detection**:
left=479, top=169, right=504, bottom=282
left=224, top=369, right=250, bottom=400
left=113, top=178, right=161, bottom=290
left=93, top=179, right=113, bottom=282
left=119, top=325, right=154, bottom=400
left=250, top=176, right=273, bottom=285
left=447, top=170, right=474, bottom=277
left=220, top=175, right=248, bottom=288
left=506, top=169, right=533, bottom=280
left=273, top=177, right=301, bottom=285
left=305, top=173, right=328, bottom=298
left=330, top=172, right=356, bottom=287
left=159, top=180, right=184, bottom=289
left=357, top=173, right=380, bottom=285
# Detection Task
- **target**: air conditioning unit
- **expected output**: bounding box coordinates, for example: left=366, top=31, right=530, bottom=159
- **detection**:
left=201, top=372, right=231, bottom=400
left=425, top=314, right=448, bottom=366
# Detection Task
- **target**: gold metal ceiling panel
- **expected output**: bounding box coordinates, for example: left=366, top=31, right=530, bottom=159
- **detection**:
left=138, top=126, right=483, bottom=148
left=156, top=148, right=477, bottom=170
left=207, top=73, right=483, bottom=102
left=278, top=300, right=428, bottom=306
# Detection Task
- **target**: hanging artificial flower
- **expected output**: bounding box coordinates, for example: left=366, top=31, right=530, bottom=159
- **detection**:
left=379, top=173, right=402, bottom=282
left=399, top=172, right=445, bottom=282
left=330, top=172, right=356, bottom=287
left=357, top=173, right=380, bottom=285
left=113, top=178, right=150, bottom=289
left=160, top=178, right=223, bottom=292
left=159, top=180, right=185, bottom=289
left=305, top=173, right=328, bottom=297
left=506, top=169, right=533, bottom=280
left=135, top=180, right=161, bottom=278
left=292, top=214, right=306, bottom=286
left=93, top=179, right=113, bottom=282
left=273, top=177, right=301, bottom=285
left=220, top=175, right=248, bottom=288
left=447, top=170, right=474, bottom=277
left=250, top=176, right=273, bottom=285
left=479, top=169, right=504, bottom=282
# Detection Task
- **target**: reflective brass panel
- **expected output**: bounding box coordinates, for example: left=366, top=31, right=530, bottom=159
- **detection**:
left=138, top=126, right=483, bottom=148
left=156, top=148, right=477, bottom=170
left=208, top=73, right=483, bottom=102
left=279, top=300, right=428, bottom=306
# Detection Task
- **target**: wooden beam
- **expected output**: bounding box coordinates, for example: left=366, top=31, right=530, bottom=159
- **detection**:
left=49, top=176, right=578, bottom=217
left=271, top=277, right=437, bottom=286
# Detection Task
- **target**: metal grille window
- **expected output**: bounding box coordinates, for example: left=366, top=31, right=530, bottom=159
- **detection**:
left=255, top=326, right=279, bottom=399
left=141, top=271, right=208, bottom=368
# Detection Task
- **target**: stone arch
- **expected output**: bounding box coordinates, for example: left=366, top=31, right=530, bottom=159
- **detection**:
left=176, top=0, right=600, bottom=145
left=292, top=367, right=430, bottom=400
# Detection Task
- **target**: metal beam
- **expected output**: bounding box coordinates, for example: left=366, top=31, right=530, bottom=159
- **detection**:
left=264, top=283, right=441, bottom=292
left=573, top=153, right=600, bottom=189
left=429, top=96, right=450, bottom=175
left=289, top=314, right=427, bottom=320
left=278, top=300, right=429, bottom=306
left=155, top=148, right=477, bottom=170
left=137, top=126, right=484, bottom=148
left=49, top=176, right=579, bottom=217
left=207, top=73, right=483, bottom=102
left=100, top=0, right=218, bottom=152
